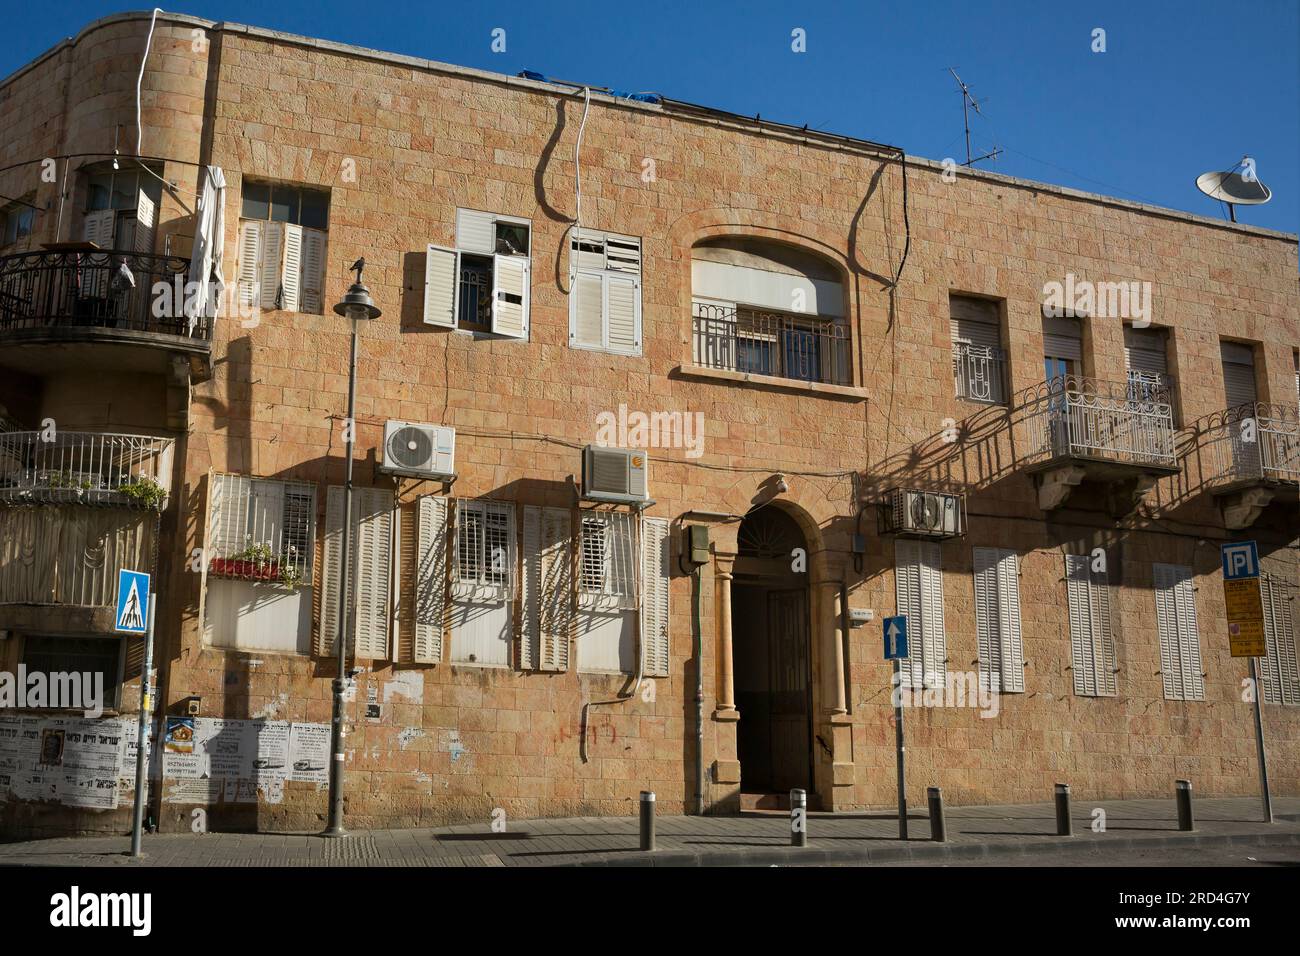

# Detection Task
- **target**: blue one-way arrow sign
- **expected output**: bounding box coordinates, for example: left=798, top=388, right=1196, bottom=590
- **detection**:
left=883, top=615, right=908, bottom=660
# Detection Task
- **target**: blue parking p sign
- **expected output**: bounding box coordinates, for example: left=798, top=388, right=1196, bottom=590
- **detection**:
left=115, top=569, right=150, bottom=633
left=1221, top=541, right=1260, bottom=580
left=883, top=615, right=908, bottom=660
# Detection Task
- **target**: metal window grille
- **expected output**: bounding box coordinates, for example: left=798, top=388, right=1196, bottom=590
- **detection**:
left=0, top=431, right=173, bottom=507
left=208, top=474, right=315, bottom=585
left=453, top=498, right=515, bottom=598
left=578, top=511, right=640, bottom=610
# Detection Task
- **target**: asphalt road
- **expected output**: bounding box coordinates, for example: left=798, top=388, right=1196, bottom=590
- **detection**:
left=879, top=842, right=1300, bottom=867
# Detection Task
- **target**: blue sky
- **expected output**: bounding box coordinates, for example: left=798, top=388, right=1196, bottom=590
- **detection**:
left=5, top=1, right=1297, bottom=234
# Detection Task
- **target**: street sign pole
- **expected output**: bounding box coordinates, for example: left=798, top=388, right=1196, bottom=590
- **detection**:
left=1249, top=657, right=1273, bottom=824
left=130, top=592, right=156, bottom=858
left=894, top=657, right=907, bottom=840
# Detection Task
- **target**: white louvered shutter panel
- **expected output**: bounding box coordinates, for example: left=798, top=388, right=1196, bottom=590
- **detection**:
left=918, top=541, right=945, bottom=687
left=134, top=190, right=156, bottom=254
left=1153, top=563, right=1183, bottom=699
left=973, top=547, right=998, bottom=692
left=318, top=487, right=347, bottom=656
left=520, top=505, right=542, bottom=670
left=1220, top=342, right=1258, bottom=410
left=1171, top=566, right=1204, bottom=700
left=606, top=274, right=640, bottom=354
left=1260, top=575, right=1299, bottom=706
left=641, top=517, right=670, bottom=677
left=259, top=221, right=284, bottom=311
left=1065, top=554, right=1097, bottom=696
left=491, top=253, right=528, bottom=339
left=237, top=220, right=263, bottom=309
left=414, top=496, right=448, bottom=664
left=82, top=209, right=116, bottom=248
left=604, top=234, right=641, bottom=273
left=571, top=271, right=604, bottom=347
left=1124, top=326, right=1168, bottom=377
left=281, top=223, right=303, bottom=313
left=538, top=507, right=573, bottom=671
left=1093, top=561, right=1116, bottom=696
left=456, top=208, right=496, bottom=255
left=353, top=488, right=394, bottom=660
left=894, top=539, right=924, bottom=687
left=1043, top=316, right=1083, bottom=363
left=300, top=227, right=326, bottom=314
left=996, top=551, right=1025, bottom=692
left=423, top=244, right=458, bottom=327
left=572, top=230, right=608, bottom=271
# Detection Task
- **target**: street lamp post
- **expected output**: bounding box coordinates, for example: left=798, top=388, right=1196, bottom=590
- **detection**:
left=323, top=260, right=381, bottom=838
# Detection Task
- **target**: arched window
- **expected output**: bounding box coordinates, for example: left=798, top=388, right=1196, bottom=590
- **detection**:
left=690, top=237, right=848, bottom=385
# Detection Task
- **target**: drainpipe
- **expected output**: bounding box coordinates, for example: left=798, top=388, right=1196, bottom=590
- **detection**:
left=694, top=565, right=704, bottom=815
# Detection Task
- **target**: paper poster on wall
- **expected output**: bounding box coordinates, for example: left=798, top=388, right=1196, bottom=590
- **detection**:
left=252, top=721, right=290, bottom=784
left=288, top=723, right=330, bottom=783
left=164, top=716, right=196, bottom=754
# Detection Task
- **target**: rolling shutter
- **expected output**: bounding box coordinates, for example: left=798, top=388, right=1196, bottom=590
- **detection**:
left=491, top=253, right=529, bottom=339
left=259, top=221, right=284, bottom=311
left=973, top=547, right=1024, bottom=693
left=237, top=220, right=263, bottom=309
left=1043, top=315, right=1082, bottom=362
left=571, top=272, right=604, bottom=347
left=414, top=496, right=448, bottom=664
left=538, top=507, right=572, bottom=671
left=1154, top=563, right=1204, bottom=701
left=950, top=296, right=1001, bottom=351
left=1221, top=342, right=1257, bottom=410
left=1065, top=553, right=1117, bottom=697
left=281, top=223, right=303, bottom=313
left=456, top=208, right=495, bottom=255
left=641, top=517, right=670, bottom=677
left=134, top=190, right=156, bottom=255
left=1259, top=574, right=1299, bottom=706
left=300, top=227, right=326, bottom=314
left=606, top=274, right=640, bottom=353
left=423, top=244, right=458, bottom=327
left=1124, top=326, right=1168, bottom=377
left=894, top=539, right=944, bottom=687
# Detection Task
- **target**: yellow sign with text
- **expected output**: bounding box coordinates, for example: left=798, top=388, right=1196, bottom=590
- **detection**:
left=1223, top=578, right=1266, bottom=658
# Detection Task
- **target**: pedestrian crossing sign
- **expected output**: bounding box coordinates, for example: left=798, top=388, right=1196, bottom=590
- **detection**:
left=115, top=570, right=150, bottom=634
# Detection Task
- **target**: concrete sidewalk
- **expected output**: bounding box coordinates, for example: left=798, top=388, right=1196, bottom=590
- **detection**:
left=1, top=796, right=1296, bottom=867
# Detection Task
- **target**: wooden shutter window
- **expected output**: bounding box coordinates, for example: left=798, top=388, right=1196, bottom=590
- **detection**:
left=491, top=253, right=529, bottom=339
left=134, top=190, right=157, bottom=255
left=300, top=227, right=326, bottom=314
left=1065, top=553, right=1117, bottom=697
left=973, top=547, right=1024, bottom=693
left=1153, top=563, right=1204, bottom=701
left=319, top=486, right=395, bottom=659
left=237, top=220, right=263, bottom=309
left=606, top=274, right=640, bottom=353
left=423, top=244, right=459, bottom=327
left=281, top=223, right=303, bottom=313
left=538, top=507, right=573, bottom=671
left=456, top=208, right=496, bottom=256
left=894, top=539, right=944, bottom=688
left=414, top=496, right=448, bottom=664
left=1259, top=574, right=1299, bottom=706
left=259, top=221, right=284, bottom=311
left=571, top=272, right=604, bottom=347
left=641, top=517, right=670, bottom=678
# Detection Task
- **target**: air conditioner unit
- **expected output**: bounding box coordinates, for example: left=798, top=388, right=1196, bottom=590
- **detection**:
left=582, top=445, right=649, bottom=505
left=880, top=488, right=964, bottom=539
left=380, top=420, right=455, bottom=480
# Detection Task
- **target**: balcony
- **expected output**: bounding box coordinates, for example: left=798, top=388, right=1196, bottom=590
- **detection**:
left=952, top=343, right=1008, bottom=405
left=1199, top=402, right=1300, bottom=529
left=1024, top=374, right=1179, bottom=511
left=689, top=302, right=851, bottom=389
left=0, top=430, right=173, bottom=509
left=0, top=248, right=211, bottom=382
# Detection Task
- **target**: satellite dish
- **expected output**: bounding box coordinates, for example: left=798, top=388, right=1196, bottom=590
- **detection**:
left=1196, top=158, right=1271, bottom=222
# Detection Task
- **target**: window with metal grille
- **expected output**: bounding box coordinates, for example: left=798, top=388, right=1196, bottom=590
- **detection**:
left=578, top=511, right=639, bottom=609
left=207, top=474, right=315, bottom=586
left=453, top=499, right=515, bottom=597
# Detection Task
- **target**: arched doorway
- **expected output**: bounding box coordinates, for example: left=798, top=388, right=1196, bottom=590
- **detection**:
left=732, top=506, right=813, bottom=797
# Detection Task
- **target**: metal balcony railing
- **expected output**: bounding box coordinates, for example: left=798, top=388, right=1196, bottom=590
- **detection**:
left=952, top=343, right=1008, bottom=404
left=691, top=301, right=850, bottom=386
left=1031, top=375, right=1176, bottom=468
left=0, top=249, right=208, bottom=340
left=0, top=431, right=174, bottom=508
left=1201, top=402, right=1300, bottom=486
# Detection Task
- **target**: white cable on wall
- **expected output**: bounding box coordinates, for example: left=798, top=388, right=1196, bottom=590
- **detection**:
left=568, top=86, right=591, bottom=289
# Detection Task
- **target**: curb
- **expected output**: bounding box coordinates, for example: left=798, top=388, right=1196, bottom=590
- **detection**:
left=565, top=829, right=1300, bottom=867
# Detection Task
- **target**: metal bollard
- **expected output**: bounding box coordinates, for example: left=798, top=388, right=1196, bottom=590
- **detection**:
left=639, top=791, right=656, bottom=851
left=1176, top=779, right=1194, bottom=832
left=790, top=788, right=808, bottom=847
left=1055, top=783, right=1073, bottom=837
left=927, top=787, right=946, bottom=842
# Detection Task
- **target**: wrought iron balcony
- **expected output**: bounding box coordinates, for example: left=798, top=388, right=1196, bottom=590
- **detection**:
left=691, top=301, right=850, bottom=386
left=1033, top=374, right=1177, bottom=468
left=0, top=431, right=174, bottom=509
left=952, top=343, right=1008, bottom=405
left=1202, top=402, right=1300, bottom=486
left=0, top=248, right=209, bottom=341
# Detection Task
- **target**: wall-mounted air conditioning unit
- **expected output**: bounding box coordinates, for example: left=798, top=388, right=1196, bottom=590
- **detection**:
left=879, top=488, right=964, bottom=539
left=380, top=420, right=456, bottom=480
left=582, top=445, right=650, bottom=505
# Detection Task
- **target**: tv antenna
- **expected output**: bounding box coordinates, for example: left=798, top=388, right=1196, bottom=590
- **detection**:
left=949, top=68, right=1002, bottom=167
left=1195, top=157, right=1271, bottom=223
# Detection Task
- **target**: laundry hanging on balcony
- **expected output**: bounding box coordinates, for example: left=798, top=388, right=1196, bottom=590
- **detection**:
left=187, top=165, right=227, bottom=335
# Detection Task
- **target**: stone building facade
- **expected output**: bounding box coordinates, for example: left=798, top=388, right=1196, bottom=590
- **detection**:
left=0, top=11, right=1296, bottom=837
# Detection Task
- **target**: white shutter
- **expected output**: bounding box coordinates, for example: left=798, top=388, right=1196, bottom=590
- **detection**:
left=606, top=274, right=640, bottom=354
left=974, top=547, right=1024, bottom=693
left=918, top=541, right=945, bottom=687
left=456, top=208, right=496, bottom=255
left=997, top=551, right=1025, bottom=692
left=414, top=496, right=447, bottom=664
left=538, top=507, right=572, bottom=671
left=353, top=487, right=394, bottom=660
left=973, top=547, right=997, bottom=692
left=1043, top=316, right=1083, bottom=362
left=318, top=487, right=346, bottom=657
left=641, top=517, right=670, bottom=678
left=300, top=227, right=326, bottom=314
left=259, top=221, right=284, bottom=310
left=237, top=220, right=263, bottom=309
left=134, top=190, right=156, bottom=255
left=571, top=272, right=604, bottom=347
left=572, top=230, right=608, bottom=271
left=604, top=234, right=641, bottom=273
left=281, top=223, right=303, bottom=313
left=1171, top=566, right=1204, bottom=700
left=1221, top=342, right=1257, bottom=409
left=423, top=244, right=458, bottom=328
left=894, top=539, right=924, bottom=687
left=491, top=253, right=529, bottom=339
left=520, top=505, right=542, bottom=670
left=1154, top=563, right=1182, bottom=699
left=1260, top=574, right=1299, bottom=706
left=82, top=209, right=115, bottom=248
left=1065, top=553, right=1116, bottom=697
